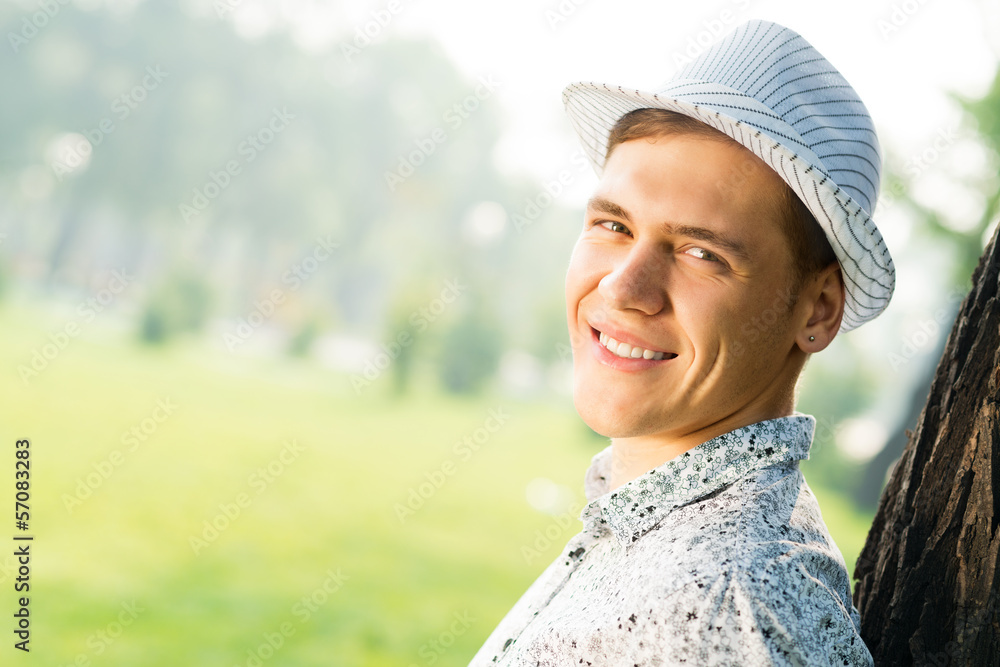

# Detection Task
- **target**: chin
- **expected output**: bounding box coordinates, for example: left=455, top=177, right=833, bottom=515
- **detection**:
left=572, top=384, right=656, bottom=439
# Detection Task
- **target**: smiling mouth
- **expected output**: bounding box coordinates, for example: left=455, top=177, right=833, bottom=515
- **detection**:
left=592, top=327, right=678, bottom=361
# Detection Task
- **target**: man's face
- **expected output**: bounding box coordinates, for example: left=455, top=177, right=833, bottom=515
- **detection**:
left=565, top=133, right=808, bottom=440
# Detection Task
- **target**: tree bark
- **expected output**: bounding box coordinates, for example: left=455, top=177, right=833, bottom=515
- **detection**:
left=853, top=226, right=1000, bottom=666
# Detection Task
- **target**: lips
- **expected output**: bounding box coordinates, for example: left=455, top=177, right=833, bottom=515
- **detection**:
left=597, top=330, right=671, bottom=360
left=588, top=323, right=678, bottom=365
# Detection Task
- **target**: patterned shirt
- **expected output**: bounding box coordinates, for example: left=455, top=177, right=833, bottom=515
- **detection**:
left=468, top=414, right=873, bottom=666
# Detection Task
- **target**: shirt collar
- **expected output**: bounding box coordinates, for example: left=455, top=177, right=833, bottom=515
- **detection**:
left=580, top=414, right=815, bottom=547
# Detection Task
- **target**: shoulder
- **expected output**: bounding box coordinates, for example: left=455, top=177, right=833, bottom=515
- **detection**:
left=632, top=464, right=870, bottom=665
left=645, top=565, right=871, bottom=666
left=649, top=462, right=856, bottom=602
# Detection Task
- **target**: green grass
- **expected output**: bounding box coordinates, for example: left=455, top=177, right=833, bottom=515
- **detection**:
left=0, top=299, right=874, bottom=665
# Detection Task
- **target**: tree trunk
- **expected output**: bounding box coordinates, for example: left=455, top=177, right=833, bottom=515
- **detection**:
left=853, top=226, right=1000, bottom=666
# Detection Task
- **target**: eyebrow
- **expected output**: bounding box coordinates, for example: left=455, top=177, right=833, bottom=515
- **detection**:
left=586, top=195, right=752, bottom=263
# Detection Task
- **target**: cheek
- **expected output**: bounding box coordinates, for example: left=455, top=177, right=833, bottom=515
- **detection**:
left=674, top=279, right=739, bottom=325
left=727, top=289, right=794, bottom=357
left=565, top=240, right=601, bottom=299
left=564, top=241, right=589, bottom=333
left=675, top=285, right=757, bottom=356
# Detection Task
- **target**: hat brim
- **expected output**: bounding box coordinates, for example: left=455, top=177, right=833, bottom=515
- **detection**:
left=563, top=81, right=895, bottom=334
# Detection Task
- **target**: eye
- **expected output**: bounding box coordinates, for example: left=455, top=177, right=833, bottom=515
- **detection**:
left=598, top=220, right=631, bottom=235
left=685, top=246, right=721, bottom=262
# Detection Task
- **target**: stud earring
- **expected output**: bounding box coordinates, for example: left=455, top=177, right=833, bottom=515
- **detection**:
left=808, top=336, right=815, bottom=342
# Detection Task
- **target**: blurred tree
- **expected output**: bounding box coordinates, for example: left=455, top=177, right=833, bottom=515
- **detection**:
left=381, top=278, right=438, bottom=397
left=287, top=316, right=321, bottom=357
left=527, top=292, right=570, bottom=367
left=0, top=1, right=527, bottom=351
left=436, top=296, right=503, bottom=395
left=139, top=269, right=213, bottom=343
left=0, top=254, right=9, bottom=302
left=854, top=62, right=1000, bottom=510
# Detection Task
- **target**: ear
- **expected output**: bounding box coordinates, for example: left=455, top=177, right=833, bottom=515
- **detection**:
left=796, top=261, right=845, bottom=353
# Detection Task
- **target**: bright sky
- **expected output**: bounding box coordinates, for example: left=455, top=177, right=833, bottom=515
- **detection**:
left=224, top=0, right=997, bottom=176
left=384, top=0, right=997, bottom=184
left=222, top=0, right=998, bottom=211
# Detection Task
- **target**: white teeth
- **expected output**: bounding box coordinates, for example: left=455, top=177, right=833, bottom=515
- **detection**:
left=596, top=330, right=668, bottom=360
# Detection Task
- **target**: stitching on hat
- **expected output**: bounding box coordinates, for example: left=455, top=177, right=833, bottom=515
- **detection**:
left=782, top=152, right=882, bottom=319
left=792, top=113, right=871, bottom=128
left=759, top=69, right=844, bottom=106
left=785, top=98, right=867, bottom=110
left=727, top=22, right=780, bottom=85
left=749, top=52, right=823, bottom=98
left=832, top=197, right=893, bottom=289
left=809, top=137, right=878, bottom=149
left=799, top=162, right=871, bottom=296
left=827, top=169, right=875, bottom=208
left=789, top=155, right=886, bottom=322
left=742, top=36, right=804, bottom=92
left=770, top=84, right=854, bottom=109
left=833, top=182, right=874, bottom=212
left=666, top=100, right=790, bottom=132
left=691, top=25, right=737, bottom=82
left=710, top=23, right=756, bottom=84
left=799, top=123, right=877, bottom=136
left=821, top=152, right=879, bottom=175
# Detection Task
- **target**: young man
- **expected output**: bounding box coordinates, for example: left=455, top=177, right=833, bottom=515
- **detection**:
left=469, top=20, right=892, bottom=666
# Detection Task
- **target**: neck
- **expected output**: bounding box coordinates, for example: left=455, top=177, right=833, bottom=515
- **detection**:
left=607, top=392, right=797, bottom=492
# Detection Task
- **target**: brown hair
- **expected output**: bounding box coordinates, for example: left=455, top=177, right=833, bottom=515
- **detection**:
left=605, top=108, right=838, bottom=294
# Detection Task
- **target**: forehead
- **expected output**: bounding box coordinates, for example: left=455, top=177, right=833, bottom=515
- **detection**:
left=595, top=134, right=788, bottom=238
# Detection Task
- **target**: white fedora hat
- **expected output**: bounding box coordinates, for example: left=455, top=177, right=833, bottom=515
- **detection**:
left=563, top=19, right=894, bottom=332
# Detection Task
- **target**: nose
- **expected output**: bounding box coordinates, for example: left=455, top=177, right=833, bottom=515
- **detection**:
left=597, top=244, right=669, bottom=315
